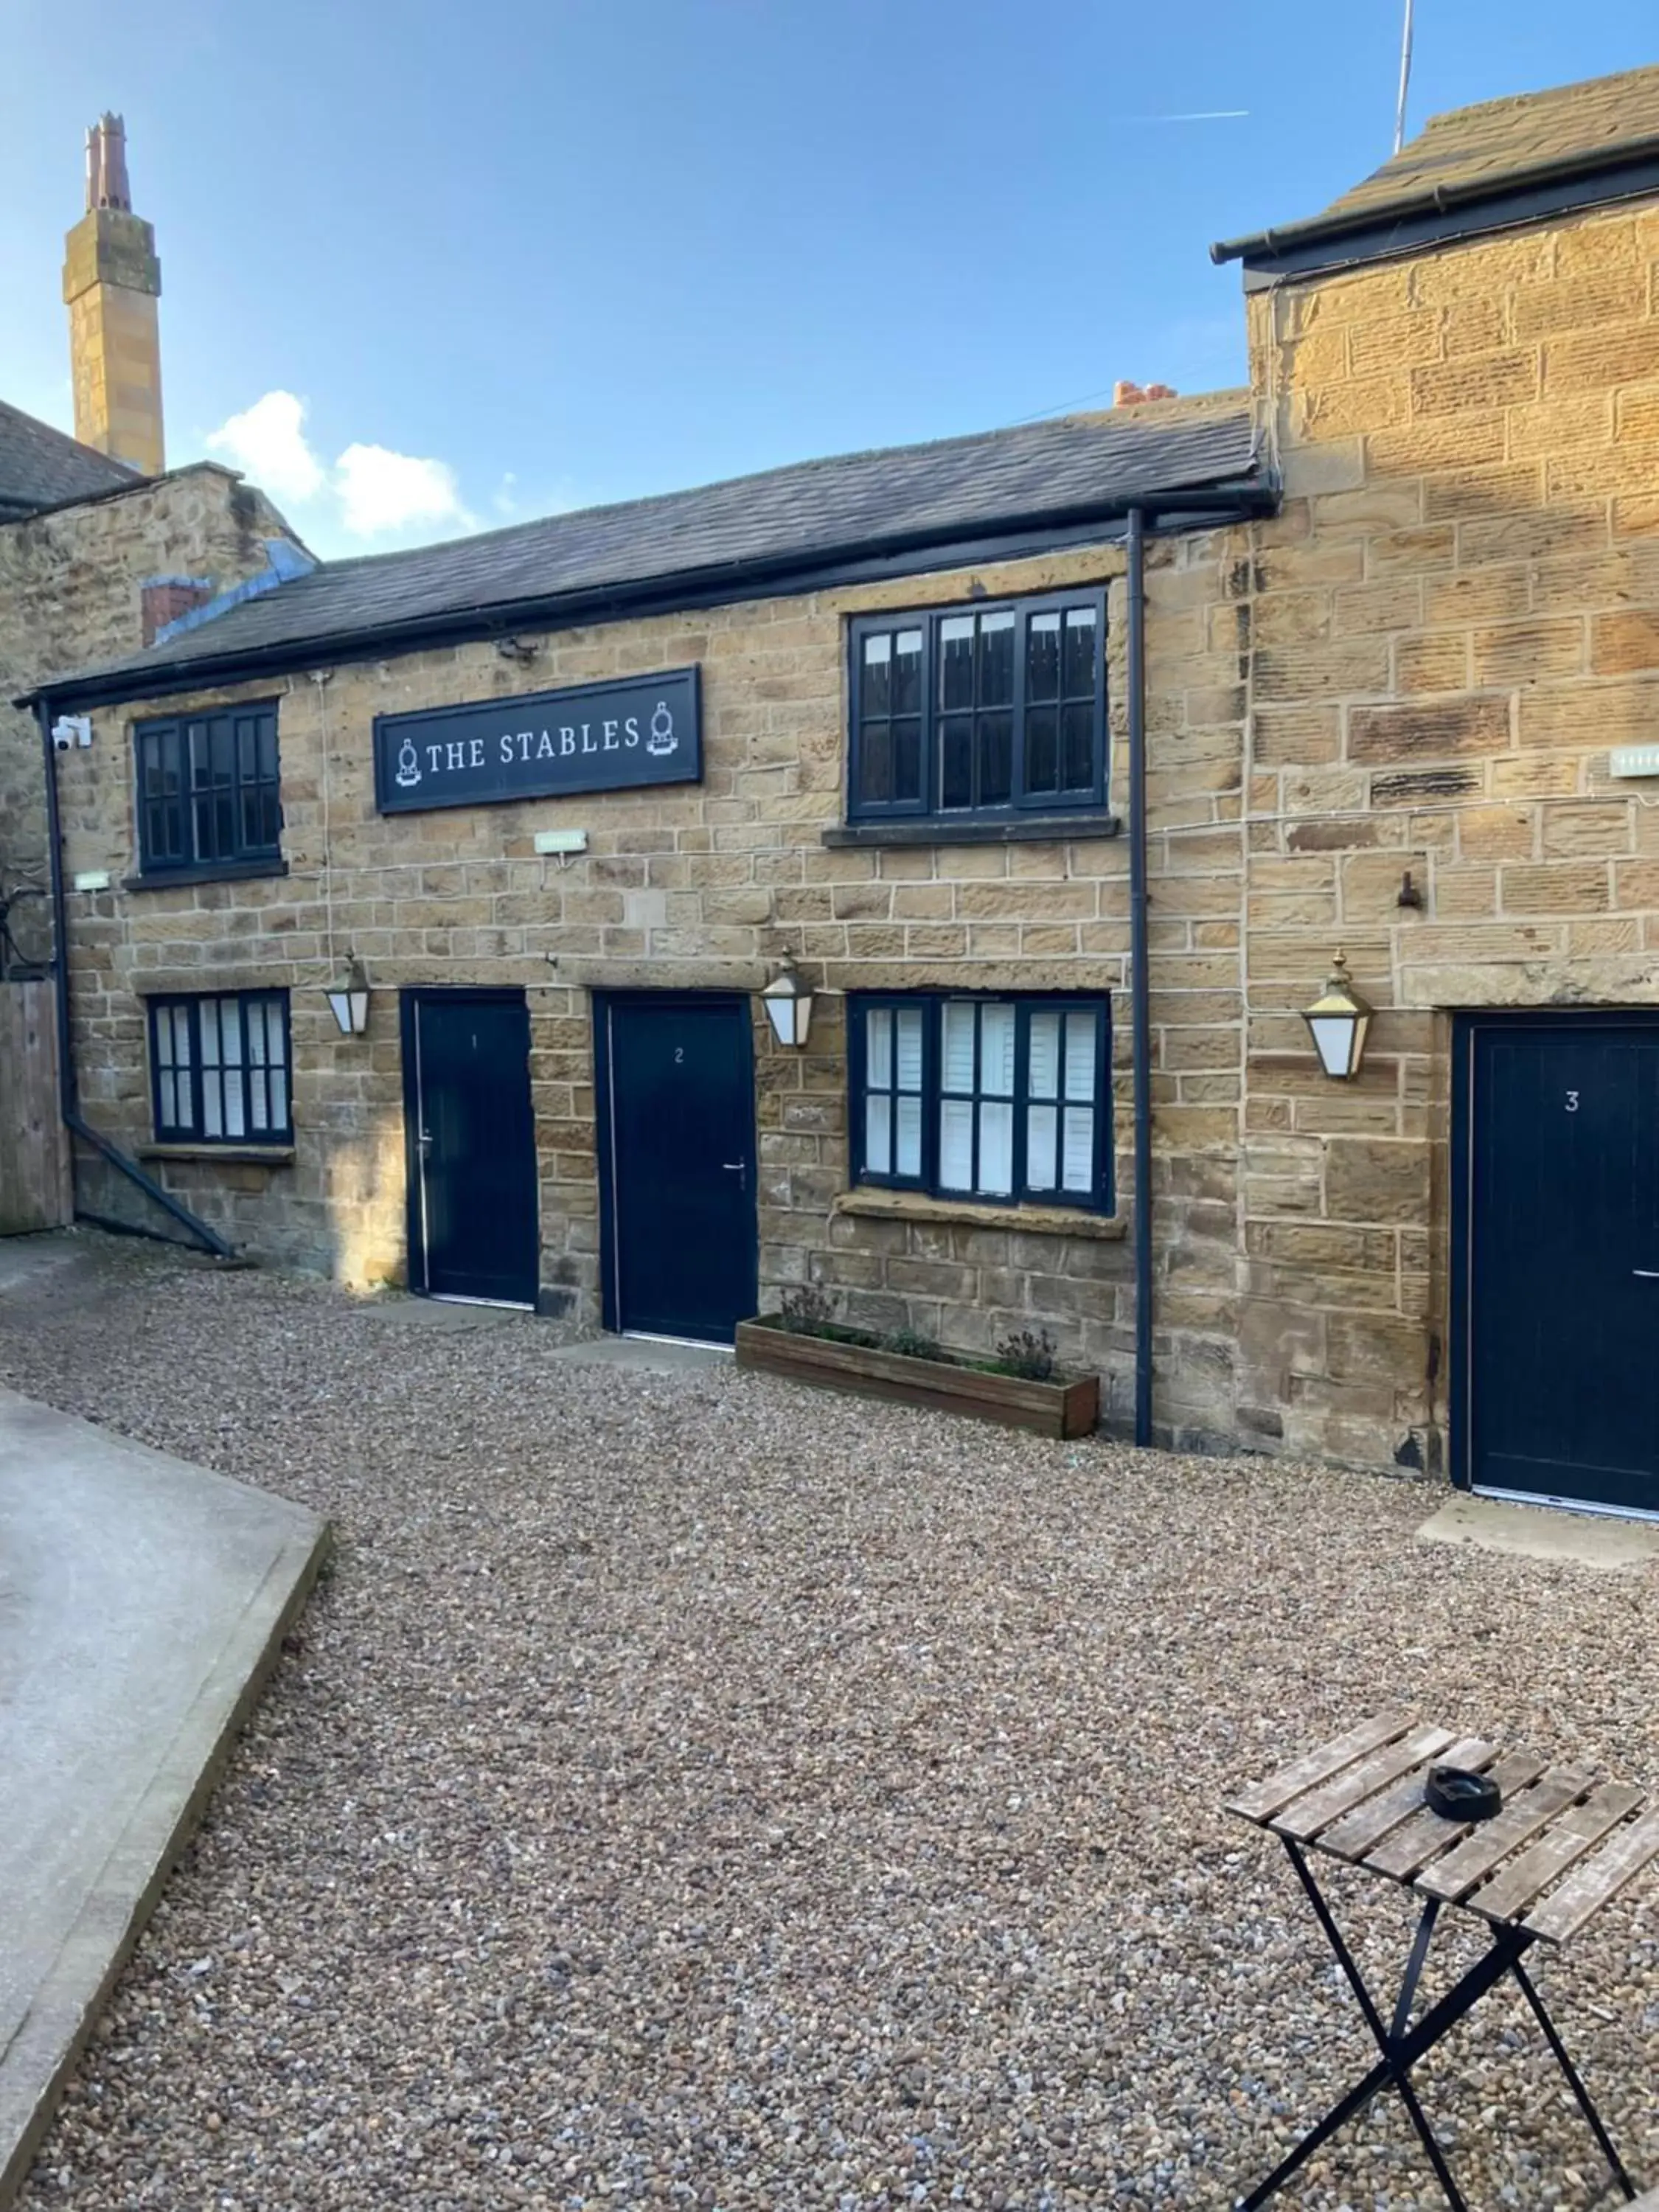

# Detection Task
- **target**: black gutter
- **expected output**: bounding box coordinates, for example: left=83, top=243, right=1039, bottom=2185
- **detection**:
left=24, top=478, right=1278, bottom=714
left=36, top=702, right=234, bottom=1258
left=1211, top=134, right=1659, bottom=266
left=1125, top=506, right=1154, bottom=1450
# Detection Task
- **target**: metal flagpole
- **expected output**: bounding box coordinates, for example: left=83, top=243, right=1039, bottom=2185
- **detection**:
left=1394, top=0, right=1416, bottom=154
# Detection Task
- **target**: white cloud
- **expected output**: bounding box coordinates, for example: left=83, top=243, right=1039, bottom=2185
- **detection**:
left=335, top=442, right=470, bottom=538
left=201, top=389, right=475, bottom=548
left=205, top=390, right=326, bottom=505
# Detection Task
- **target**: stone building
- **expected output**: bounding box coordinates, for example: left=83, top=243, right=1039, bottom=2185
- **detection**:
left=23, top=64, right=1659, bottom=1521
left=1, top=117, right=305, bottom=969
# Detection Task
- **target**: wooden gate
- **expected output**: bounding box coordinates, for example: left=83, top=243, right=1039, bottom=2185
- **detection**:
left=0, top=981, right=72, bottom=1233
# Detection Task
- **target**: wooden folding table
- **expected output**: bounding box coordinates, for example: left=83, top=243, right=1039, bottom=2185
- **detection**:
left=1225, top=1711, right=1659, bottom=2212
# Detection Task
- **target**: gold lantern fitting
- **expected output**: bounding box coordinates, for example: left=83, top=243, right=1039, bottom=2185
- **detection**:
left=1302, top=950, right=1373, bottom=1081
left=760, top=951, right=814, bottom=1048
left=327, top=957, right=372, bottom=1038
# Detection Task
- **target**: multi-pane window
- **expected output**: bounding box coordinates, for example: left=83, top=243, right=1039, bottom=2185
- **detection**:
left=149, top=991, right=292, bottom=1145
left=134, top=704, right=281, bottom=874
left=862, top=1003, right=926, bottom=1180
left=849, top=591, right=1106, bottom=823
left=851, top=995, right=1110, bottom=1211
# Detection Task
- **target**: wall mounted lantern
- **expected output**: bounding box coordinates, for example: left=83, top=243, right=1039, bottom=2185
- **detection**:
left=1302, top=950, right=1373, bottom=1081
left=760, top=951, right=814, bottom=1048
left=327, top=959, right=372, bottom=1038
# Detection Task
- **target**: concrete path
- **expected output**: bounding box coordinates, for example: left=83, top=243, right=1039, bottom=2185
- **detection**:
left=0, top=1389, right=329, bottom=2208
left=543, top=1334, right=733, bottom=1374
left=1417, top=1489, right=1659, bottom=1569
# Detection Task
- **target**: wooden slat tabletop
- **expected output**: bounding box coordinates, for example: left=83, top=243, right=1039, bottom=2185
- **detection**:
left=1226, top=1713, right=1657, bottom=1947
left=1467, top=1783, right=1645, bottom=1926
left=1524, top=1804, right=1659, bottom=1944
left=1316, top=1736, right=1495, bottom=1864
left=1271, top=1725, right=1454, bottom=1843
left=1367, top=1748, right=1548, bottom=1881
left=1416, top=1767, right=1594, bottom=1904
left=1222, top=1711, right=1416, bottom=1824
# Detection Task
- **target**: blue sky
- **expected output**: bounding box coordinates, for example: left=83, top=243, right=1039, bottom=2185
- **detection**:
left=3, top=1, right=1655, bottom=555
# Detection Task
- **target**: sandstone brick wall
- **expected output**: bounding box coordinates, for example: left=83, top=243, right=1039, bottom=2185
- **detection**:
left=59, top=530, right=1252, bottom=1437
left=41, top=192, right=1659, bottom=1475
left=1237, top=195, right=1659, bottom=1470
left=0, top=465, right=295, bottom=966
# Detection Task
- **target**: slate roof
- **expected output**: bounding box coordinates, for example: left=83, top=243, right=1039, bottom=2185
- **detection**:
left=34, top=399, right=1262, bottom=704
left=0, top=398, right=138, bottom=521
left=1213, top=63, right=1659, bottom=263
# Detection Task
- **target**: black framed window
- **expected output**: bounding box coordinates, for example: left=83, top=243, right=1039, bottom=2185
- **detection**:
left=849, top=993, right=1111, bottom=1210
left=849, top=591, right=1107, bottom=824
left=150, top=990, right=291, bottom=1145
left=135, top=704, right=281, bottom=874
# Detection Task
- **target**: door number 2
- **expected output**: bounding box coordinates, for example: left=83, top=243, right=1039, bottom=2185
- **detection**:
left=675, top=1046, right=684, bottom=1064
left=1565, top=1091, right=1579, bottom=1112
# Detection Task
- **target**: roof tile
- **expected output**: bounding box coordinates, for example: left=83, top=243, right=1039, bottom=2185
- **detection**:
left=0, top=399, right=139, bottom=519
left=44, top=398, right=1259, bottom=698
left=1323, top=64, right=1659, bottom=224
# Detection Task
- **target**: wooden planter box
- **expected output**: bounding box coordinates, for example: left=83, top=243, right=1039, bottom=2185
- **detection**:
left=734, top=1319, right=1099, bottom=1439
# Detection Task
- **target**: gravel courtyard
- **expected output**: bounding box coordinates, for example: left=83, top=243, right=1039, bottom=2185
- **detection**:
left=3, top=1234, right=1657, bottom=2212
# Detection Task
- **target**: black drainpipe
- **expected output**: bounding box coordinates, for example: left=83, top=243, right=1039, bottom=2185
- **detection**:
left=1125, top=507, right=1154, bottom=1447
left=37, top=701, right=234, bottom=1258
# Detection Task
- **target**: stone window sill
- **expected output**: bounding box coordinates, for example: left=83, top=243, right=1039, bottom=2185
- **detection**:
left=831, top=1186, right=1127, bottom=1239
left=822, top=814, right=1121, bottom=849
left=122, top=858, right=288, bottom=893
left=139, top=1143, right=295, bottom=1167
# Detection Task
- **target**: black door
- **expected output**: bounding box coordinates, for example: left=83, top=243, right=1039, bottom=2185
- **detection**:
left=1459, top=1016, right=1659, bottom=1514
left=597, top=994, right=757, bottom=1343
left=403, top=990, right=538, bottom=1306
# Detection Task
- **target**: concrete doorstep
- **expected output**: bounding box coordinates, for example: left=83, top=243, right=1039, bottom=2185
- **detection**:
left=0, top=1390, right=329, bottom=2209
left=1416, top=1489, right=1659, bottom=1571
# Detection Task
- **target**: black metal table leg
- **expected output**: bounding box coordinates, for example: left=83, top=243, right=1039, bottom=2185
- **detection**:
left=1235, top=1840, right=1644, bottom=2212
left=1510, top=1958, right=1639, bottom=2202
left=1235, top=2055, right=1394, bottom=2212
left=1279, top=1840, right=1469, bottom=2211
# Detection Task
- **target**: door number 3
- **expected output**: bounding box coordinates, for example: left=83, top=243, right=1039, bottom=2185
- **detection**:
left=1565, top=1091, right=1579, bottom=1112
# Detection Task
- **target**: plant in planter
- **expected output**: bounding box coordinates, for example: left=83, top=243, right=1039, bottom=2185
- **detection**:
left=779, top=1281, right=837, bottom=1335
left=885, top=1324, right=942, bottom=1363
left=735, top=1301, right=1098, bottom=1440
left=992, top=1326, right=1058, bottom=1382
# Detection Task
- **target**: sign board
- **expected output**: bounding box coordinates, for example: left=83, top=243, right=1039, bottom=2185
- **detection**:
left=373, top=667, right=701, bottom=815
left=1610, top=745, right=1659, bottom=780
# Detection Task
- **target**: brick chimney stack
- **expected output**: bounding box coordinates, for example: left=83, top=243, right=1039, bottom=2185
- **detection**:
left=62, top=114, right=164, bottom=476
left=1113, top=380, right=1179, bottom=406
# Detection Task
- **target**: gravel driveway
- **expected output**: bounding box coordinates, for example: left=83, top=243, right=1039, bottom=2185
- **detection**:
left=2, top=1232, right=1656, bottom=2212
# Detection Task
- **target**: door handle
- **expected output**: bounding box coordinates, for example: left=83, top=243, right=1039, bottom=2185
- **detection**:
left=721, top=1159, right=747, bottom=1190
left=417, top=1128, right=434, bottom=1155
left=1634, top=1269, right=1659, bottom=1279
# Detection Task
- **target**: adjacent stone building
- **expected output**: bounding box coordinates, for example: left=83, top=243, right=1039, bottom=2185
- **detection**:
left=23, top=63, right=1659, bottom=1520
left=1, top=119, right=304, bottom=970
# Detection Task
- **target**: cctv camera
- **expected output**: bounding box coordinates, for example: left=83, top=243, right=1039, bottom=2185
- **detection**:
left=52, top=728, right=73, bottom=752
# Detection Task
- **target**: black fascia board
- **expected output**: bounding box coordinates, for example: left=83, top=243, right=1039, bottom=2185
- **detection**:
left=24, top=478, right=1276, bottom=712
left=1233, top=156, right=1659, bottom=290
left=1213, top=142, right=1659, bottom=275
